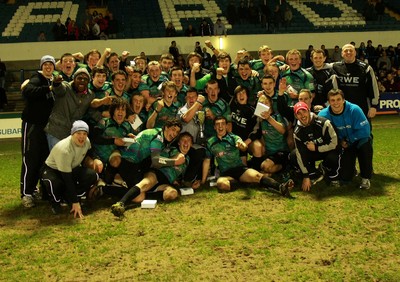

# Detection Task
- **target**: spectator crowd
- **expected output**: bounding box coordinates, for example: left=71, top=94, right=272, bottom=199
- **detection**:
left=35, top=0, right=394, bottom=42
left=52, top=10, right=118, bottom=41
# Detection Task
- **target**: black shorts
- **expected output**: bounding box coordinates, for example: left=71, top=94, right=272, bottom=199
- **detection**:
left=220, top=166, right=248, bottom=181
left=119, top=157, right=152, bottom=188
left=147, top=168, right=171, bottom=192
left=239, top=150, right=248, bottom=157
left=267, top=151, right=289, bottom=166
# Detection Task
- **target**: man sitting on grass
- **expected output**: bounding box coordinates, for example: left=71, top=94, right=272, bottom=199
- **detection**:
left=111, top=132, right=193, bottom=217
left=96, top=118, right=182, bottom=213
left=201, top=116, right=293, bottom=197
left=88, top=98, right=135, bottom=189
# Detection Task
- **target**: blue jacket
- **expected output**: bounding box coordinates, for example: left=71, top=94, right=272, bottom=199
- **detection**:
left=318, top=101, right=370, bottom=147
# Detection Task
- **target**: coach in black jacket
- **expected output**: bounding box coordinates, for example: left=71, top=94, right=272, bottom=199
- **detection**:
left=20, top=55, right=56, bottom=208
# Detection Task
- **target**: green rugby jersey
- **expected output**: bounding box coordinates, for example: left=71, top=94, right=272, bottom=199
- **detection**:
left=108, top=88, right=130, bottom=102
left=132, top=110, right=148, bottom=135
left=157, top=146, right=189, bottom=184
left=202, top=98, right=232, bottom=138
left=281, top=68, right=314, bottom=105
left=177, top=85, right=188, bottom=105
left=205, top=133, right=244, bottom=173
left=93, top=118, right=134, bottom=163
left=53, top=70, right=73, bottom=82
left=121, top=128, right=164, bottom=163
left=127, top=82, right=148, bottom=100
left=88, top=81, right=113, bottom=99
left=84, top=82, right=113, bottom=126
left=258, top=91, right=292, bottom=114
left=250, top=59, right=284, bottom=78
left=260, top=114, right=289, bottom=156
left=142, top=74, right=169, bottom=98
left=148, top=100, right=182, bottom=129
left=250, top=59, right=266, bottom=77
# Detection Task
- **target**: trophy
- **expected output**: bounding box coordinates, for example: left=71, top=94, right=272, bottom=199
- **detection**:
left=195, top=110, right=206, bottom=141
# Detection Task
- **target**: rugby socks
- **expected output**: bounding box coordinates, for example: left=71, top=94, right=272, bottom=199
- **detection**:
left=119, top=185, right=141, bottom=204
left=260, top=175, right=280, bottom=193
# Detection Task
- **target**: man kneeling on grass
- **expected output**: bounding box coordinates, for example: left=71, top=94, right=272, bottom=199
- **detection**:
left=292, top=101, right=341, bottom=191
left=111, top=132, right=193, bottom=217
left=201, top=116, right=293, bottom=196
left=318, top=89, right=373, bottom=189
left=41, top=120, right=98, bottom=218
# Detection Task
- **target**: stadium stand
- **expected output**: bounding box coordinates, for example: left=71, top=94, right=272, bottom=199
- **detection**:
left=1, top=0, right=399, bottom=43
left=1, top=0, right=400, bottom=115
left=1, top=1, right=85, bottom=43
left=386, top=2, right=400, bottom=14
